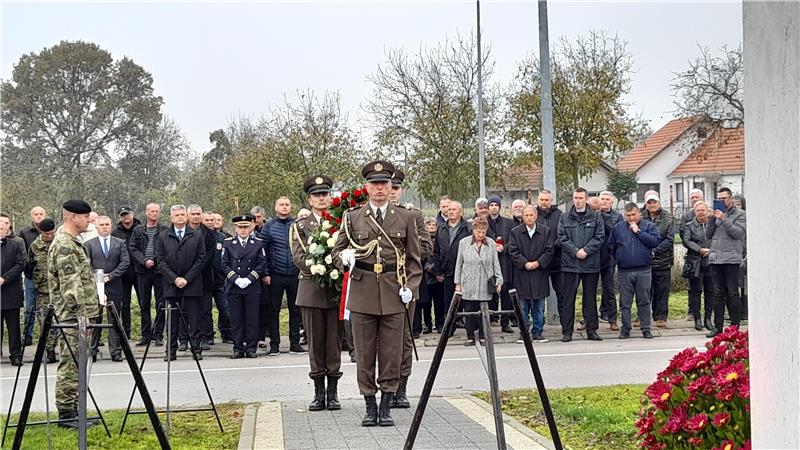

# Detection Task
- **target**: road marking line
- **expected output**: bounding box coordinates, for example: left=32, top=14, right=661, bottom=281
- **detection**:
left=0, top=347, right=699, bottom=381
left=445, top=396, right=547, bottom=450
left=253, top=401, right=283, bottom=450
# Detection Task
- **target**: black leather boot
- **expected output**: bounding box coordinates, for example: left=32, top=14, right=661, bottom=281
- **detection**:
left=326, top=377, right=341, bottom=410
left=57, top=410, right=78, bottom=428
left=378, top=391, right=394, bottom=426
left=392, top=376, right=410, bottom=409
left=704, top=317, right=713, bottom=331
left=361, top=395, right=378, bottom=427
left=46, top=350, right=58, bottom=364
left=694, top=318, right=703, bottom=331
left=308, top=378, right=326, bottom=411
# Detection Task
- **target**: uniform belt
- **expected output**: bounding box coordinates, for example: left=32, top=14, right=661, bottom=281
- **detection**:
left=355, top=261, right=397, bottom=273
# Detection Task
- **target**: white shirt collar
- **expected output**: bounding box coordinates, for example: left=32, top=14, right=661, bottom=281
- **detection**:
left=526, top=224, right=536, bottom=236
left=370, top=202, right=387, bottom=217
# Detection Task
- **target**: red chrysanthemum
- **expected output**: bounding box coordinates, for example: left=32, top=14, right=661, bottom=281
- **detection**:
left=659, top=406, right=686, bottom=434
left=712, top=440, right=735, bottom=450
left=715, top=387, right=736, bottom=402
left=687, top=437, right=704, bottom=446
left=683, top=413, right=709, bottom=433
left=635, top=412, right=656, bottom=435
left=716, top=362, right=746, bottom=386
left=645, top=381, right=673, bottom=409
left=712, top=412, right=731, bottom=427
left=667, top=347, right=697, bottom=372
left=687, top=375, right=712, bottom=394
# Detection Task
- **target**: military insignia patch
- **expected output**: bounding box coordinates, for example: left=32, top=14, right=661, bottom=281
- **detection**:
left=60, top=247, right=71, bottom=256
left=315, top=176, right=324, bottom=185
left=216, top=243, right=223, bottom=250
left=63, top=264, right=75, bottom=275
left=374, top=162, right=383, bottom=171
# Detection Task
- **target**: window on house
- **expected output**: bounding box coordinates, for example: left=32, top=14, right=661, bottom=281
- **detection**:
left=675, top=183, right=684, bottom=203
left=636, top=183, right=660, bottom=202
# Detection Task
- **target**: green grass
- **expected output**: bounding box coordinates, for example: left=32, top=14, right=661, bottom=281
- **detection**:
left=476, top=384, right=647, bottom=450
left=574, top=290, right=691, bottom=323
left=1, top=403, right=245, bottom=449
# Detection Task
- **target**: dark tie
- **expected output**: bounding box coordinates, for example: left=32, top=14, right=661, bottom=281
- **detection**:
left=375, top=208, right=383, bottom=225
left=177, top=229, right=183, bottom=241
left=241, top=239, right=246, bottom=248
left=102, top=238, right=109, bottom=257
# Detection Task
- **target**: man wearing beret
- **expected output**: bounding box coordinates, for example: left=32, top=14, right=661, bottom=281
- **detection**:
left=27, top=218, right=60, bottom=364
left=388, top=168, right=432, bottom=410
left=332, top=160, right=423, bottom=427
left=291, top=175, right=343, bottom=412
left=222, top=215, right=267, bottom=358
left=47, top=200, right=100, bottom=428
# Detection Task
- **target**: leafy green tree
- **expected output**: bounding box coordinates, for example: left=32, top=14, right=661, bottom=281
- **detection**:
left=506, top=31, right=649, bottom=189
left=607, top=170, right=638, bottom=201
left=365, top=34, right=510, bottom=202
left=1, top=40, right=163, bottom=178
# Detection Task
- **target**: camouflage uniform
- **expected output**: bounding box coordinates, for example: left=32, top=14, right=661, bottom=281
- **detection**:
left=29, top=236, right=59, bottom=352
left=47, top=229, right=100, bottom=413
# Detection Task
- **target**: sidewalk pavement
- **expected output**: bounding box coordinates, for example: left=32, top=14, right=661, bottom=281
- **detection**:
left=238, top=395, right=554, bottom=450
left=11, top=317, right=736, bottom=363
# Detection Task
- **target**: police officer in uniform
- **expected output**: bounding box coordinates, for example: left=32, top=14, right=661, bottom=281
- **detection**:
left=222, top=214, right=267, bottom=359
left=388, top=168, right=432, bottom=409
left=47, top=200, right=100, bottom=428
left=291, top=175, right=342, bottom=411
left=332, top=161, right=423, bottom=427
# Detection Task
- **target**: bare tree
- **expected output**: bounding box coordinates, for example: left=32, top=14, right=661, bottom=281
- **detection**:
left=671, top=44, right=743, bottom=127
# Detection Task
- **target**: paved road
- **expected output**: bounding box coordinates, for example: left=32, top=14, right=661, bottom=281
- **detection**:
left=1, top=333, right=707, bottom=414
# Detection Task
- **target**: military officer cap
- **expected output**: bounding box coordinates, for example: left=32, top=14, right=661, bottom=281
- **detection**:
left=303, top=175, right=333, bottom=195
left=118, top=205, right=134, bottom=216
left=391, top=168, right=405, bottom=187
left=62, top=199, right=92, bottom=214
left=362, top=160, right=395, bottom=182
left=231, top=214, right=256, bottom=226
left=39, top=218, right=56, bottom=232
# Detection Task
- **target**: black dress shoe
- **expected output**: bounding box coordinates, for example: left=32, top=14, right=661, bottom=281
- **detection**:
left=422, top=327, right=433, bottom=334
left=501, top=325, right=514, bottom=334
left=231, top=351, right=244, bottom=359
left=706, top=329, right=720, bottom=338
left=619, top=331, right=630, bottom=339
left=164, top=353, right=177, bottom=362
left=642, top=330, right=654, bottom=339
left=111, top=355, right=123, bottom=362
left=561, top=334, right=572, bottom=342
left=290, top=343, right=307, bottom=354
left=178, top=342, right=188, bottom=352
left=245, top=352, right=257, bottom=358
left=378, top=392, right=394, bottom=426
left=412, top=332, right=421, bottom=339
left=135, top=339, right=148, bottom=347
left=694, top=318, right=703, bottom=331
left=704, top=318, right=713, bottom=331
left=24, top=336, right=33, bottom=346
left=362, top=396, right=378, bottom=427
left=193, top=350, right=203, bottom=361
left=10, top=358, right=23, bottom=367
left=586, top=332, right=603, bottom=341
left=200, top=342, right=211, bottom=351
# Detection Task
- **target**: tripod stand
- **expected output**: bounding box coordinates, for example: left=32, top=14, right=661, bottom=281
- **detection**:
left=404, top=289, right=563, bottom=450
left=120, top=299, right=223, bottom=436
left=3, top=304, right=168, bottom=450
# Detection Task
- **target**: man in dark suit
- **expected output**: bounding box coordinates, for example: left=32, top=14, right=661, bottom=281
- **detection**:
left=85, top=216, right=130, bottom=362
left=1, top=212, right=27, bottom=366
left=487, top=195, right=516, bottom=333
left=155, top=205, right=207, bottom=361
left=222, top=215, right=267, bottom=358
left=433, top=201, right=471, bottom=334
left=187, top=204, right=218, bottom=350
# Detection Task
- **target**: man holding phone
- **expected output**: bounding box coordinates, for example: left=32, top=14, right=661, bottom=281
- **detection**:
left=705, top=187, right=746, bottom=337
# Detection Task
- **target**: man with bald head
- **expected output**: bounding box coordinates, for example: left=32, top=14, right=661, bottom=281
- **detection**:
left=20, top=206, right=48, bottom=346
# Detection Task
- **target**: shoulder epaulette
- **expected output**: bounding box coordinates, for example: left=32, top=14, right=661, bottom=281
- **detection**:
left=252, top=236, right=263, bottom=241
left=224, top=237, right=234, bottom=241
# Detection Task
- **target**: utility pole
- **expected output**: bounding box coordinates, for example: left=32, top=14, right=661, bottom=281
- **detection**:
left=476, top=0, right=486, bottom=198
left=539, top=0, right=556, bottom=203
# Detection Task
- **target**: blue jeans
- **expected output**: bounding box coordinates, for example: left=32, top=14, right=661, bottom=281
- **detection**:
left=23, top=277, right=38, bottom=341
left=518, top=298, right=545, bottom=336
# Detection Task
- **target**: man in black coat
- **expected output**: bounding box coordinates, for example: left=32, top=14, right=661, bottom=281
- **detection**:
left=1, top=212, right=27, bottom=366
left=85, top=216, right=130, bottom=362
left=508, top=206, right=555, bottom=343
left=203, top=211, right=233, bottom=344
left=433, top=200, right=471, bottom=330
left=486, top=195, right=515, bottom=332
left=641, top=193, right=674, bottom=327
left=222, top=215, right=268, bottom=358
left=557, top=188, right=605, bottom=342
left=112, top=206, right=140, bottom=339
left=590, top=196, right=619, bottom=332
left=536, top=189, right=564, bottom=322
left=155, top=205, right=206, bottom=361
left=129, top=203, right=168, bottom=346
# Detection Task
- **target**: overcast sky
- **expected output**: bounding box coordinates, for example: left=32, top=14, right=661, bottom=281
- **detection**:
left=2, top=1, right=742, bottom=153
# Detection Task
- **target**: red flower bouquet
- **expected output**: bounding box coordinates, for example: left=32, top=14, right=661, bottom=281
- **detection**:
left=636, top=326, right=750, bottom=450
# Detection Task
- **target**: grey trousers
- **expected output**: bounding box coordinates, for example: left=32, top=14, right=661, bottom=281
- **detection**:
left=618, top=268, right=652, bottom=332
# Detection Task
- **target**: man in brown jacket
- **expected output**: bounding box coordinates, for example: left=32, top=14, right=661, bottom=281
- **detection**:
left=291, top=175, right=342, bottom=412
left=388, top=168, right=432, bottom=409
left=332, top=160, right=423, bottom=427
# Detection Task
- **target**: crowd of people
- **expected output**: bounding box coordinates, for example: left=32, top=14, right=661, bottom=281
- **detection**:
left=0, top=172, right=747, bottom=428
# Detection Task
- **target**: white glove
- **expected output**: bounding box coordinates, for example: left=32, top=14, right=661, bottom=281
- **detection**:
left=240, top=278, right=252, bottom=289
left=340, top=249, right=356, bottom=268
left=399, top=287, right=413, bottom=304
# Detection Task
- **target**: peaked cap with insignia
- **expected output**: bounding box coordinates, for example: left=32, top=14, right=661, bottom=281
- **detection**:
left=303, top=175, right=333, bottom=195
left=362, top=160, right=395, bottom=182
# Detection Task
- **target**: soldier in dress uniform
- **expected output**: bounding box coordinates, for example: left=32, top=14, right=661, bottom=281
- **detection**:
left=221, top=214, right=267, bottom=359
left=291, top=175, right=343, bottom=411
left=47, top=200, right=100, bottom=429
left=332, top=160, right=423, bottom=427
left=388, top=168, right=432, bottom=409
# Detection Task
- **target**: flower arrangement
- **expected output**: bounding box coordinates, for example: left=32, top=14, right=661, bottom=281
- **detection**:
left=304, top=185, right=369, bottom=293
left=636, top=326, right=750, bottom=450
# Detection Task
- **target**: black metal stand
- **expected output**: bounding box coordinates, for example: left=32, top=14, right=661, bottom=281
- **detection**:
left=120, top=299, right=223, bottom=436
left=403, top=289, right=563, bottom=450
left=3, top=304, right=169, bottom=450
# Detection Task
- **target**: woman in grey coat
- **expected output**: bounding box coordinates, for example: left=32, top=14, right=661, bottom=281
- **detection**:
left=454, top=217, right=503, bottom=345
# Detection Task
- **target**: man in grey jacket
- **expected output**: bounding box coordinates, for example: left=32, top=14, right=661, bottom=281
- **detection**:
left=705, top=187, right=746, bottom=338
